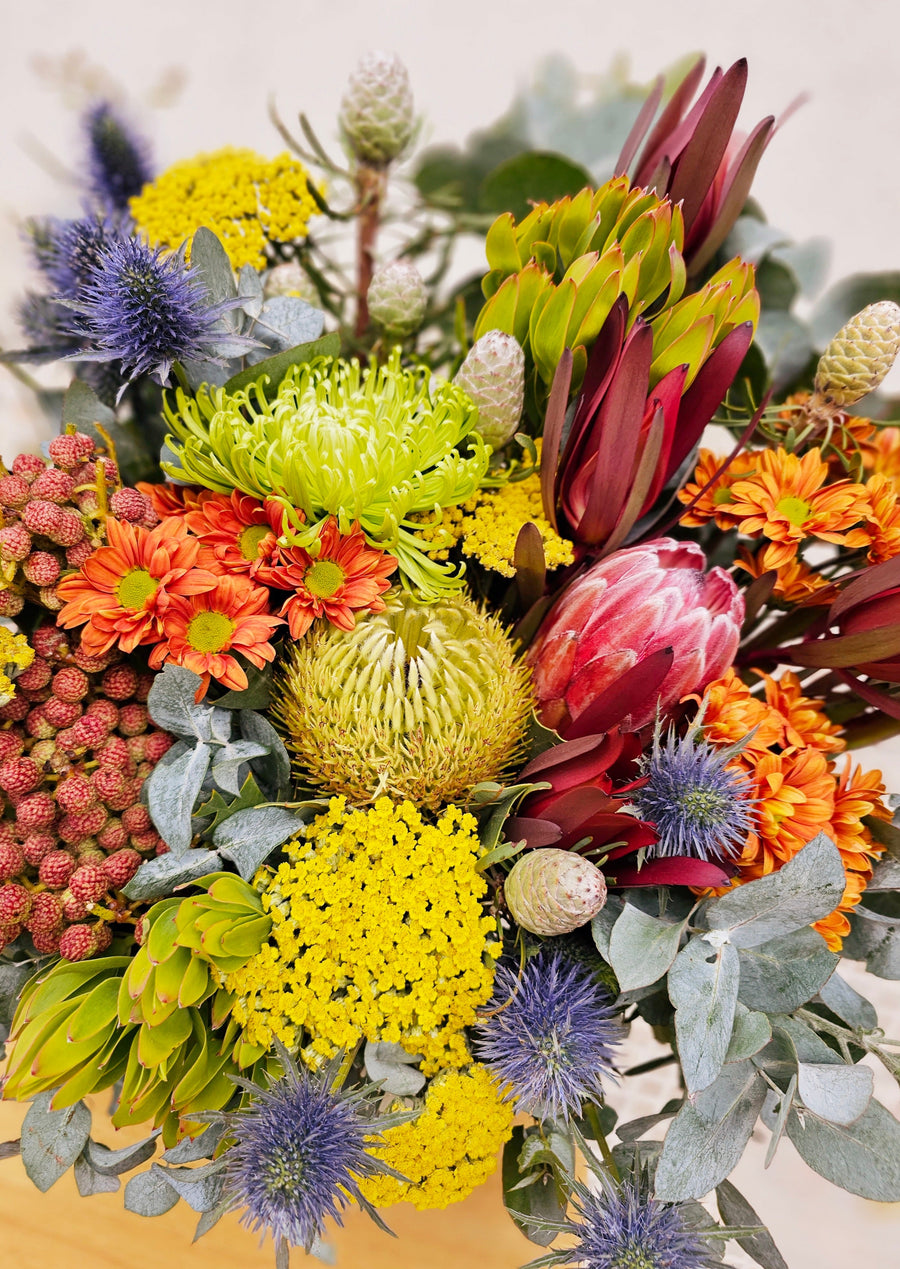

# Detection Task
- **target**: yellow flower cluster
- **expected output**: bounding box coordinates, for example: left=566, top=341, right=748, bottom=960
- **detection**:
left=226, top=797, right=500, bottom=1074
left=359, top=1065, right=513, bottom=1210
left=413, top=464, right=574, bottom=578
left=130, top=148, right=320, bottom=271
left=0, top=627, right=34, bottom=705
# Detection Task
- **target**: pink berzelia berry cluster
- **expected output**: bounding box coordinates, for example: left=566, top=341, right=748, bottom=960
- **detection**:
left=0, top=624, right=174, bottom=960
left=0, top=432, right=158, bottom=615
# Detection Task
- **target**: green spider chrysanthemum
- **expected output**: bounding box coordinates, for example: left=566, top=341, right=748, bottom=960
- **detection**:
left=161, top=351, right=489, bottom=597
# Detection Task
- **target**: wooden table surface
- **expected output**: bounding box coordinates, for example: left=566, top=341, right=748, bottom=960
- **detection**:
left=0, top=1097, right=534, bottom=1269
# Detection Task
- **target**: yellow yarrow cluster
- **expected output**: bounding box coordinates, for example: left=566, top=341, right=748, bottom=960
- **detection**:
left=358, top=1065, right=514, bottom=1210
left=0, top=627, right=34, bottom=705
left=226, top=797, right=500, bottom=1074
left=130, top=148, right=320, bottom=271
left=413, top=464, right=574, bottom=578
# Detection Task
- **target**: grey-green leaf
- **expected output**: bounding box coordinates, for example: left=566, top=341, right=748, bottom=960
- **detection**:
left=716, top=1179, right=789, bottom=1269
left=86, top=1133, right=158, bottom=1176
left=786, top=1099, right=900, bottom=1200
left=21, top=1094, right=92, bottom=1192
left=147, top=665, right=232, bottom=742
left=239, top=709, right=292, bottom=794
left=122, top=849, right=222, bottom=901
left=190, top=228, right=238, bottom=305
left=817, top=972, right=878, bottom=1030
left=668, top=937, right=740, bottom=1094
left=146, top=741, right=212, bottom=854
left=725, top=1004, right=772, bottom=1064
left=737, top=928, right=838, bottom=1014
left=163, top=1123, right=224, bottom=1166
left=501, top=1126, right=567, bottom=1248
left=590, top=895, right=625, bottom=961
left=364, top=1040, right=426, bottom=1096
left=211, top=740, right=270, bottom=796
left=124, top=1166, right=180, bottom=1216
left=74, top=1152, right=120, bottom=1196
left=157, top=1161, right=224, bottom=1212
left=608, top=904, right=686, bottom=991
left=796, top=1062, right=873, bottom=1126
left=213, top=805, right=305, bottom=879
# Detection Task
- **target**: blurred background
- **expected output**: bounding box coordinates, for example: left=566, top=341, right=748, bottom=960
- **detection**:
left=0, top=1, right=899, bottom=1265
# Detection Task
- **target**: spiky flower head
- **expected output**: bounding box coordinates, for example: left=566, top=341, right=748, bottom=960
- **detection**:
left=339, top=51, right=415, bottom=166
left=33, top=216, right=118, bottom=297
left=273, top=588, right=534, bottom=809
left=82, top=100, right=153, bottom=213
left=454, top=330, right=525, bottom=448
left=474, top=946, right=620, bottom=1122
left=629, top=715, right=754, bottom=862
left=813, top=300, right=900, bottom=409
left=367, top=260, right=428, bottom=336
left=217, top=1053, right=403, bottom=1255
left=62, top=234, right=246, bottom=391
left=162, top=350, right=489, bottom=596
left=505, top=848, right=607, bottom=937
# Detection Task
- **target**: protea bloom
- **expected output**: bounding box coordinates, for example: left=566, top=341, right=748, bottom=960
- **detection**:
left=526, top=538, right=743, bottom=735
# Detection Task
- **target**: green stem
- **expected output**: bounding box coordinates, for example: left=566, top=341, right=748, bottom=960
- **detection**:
left=584, top=1103, right=620, bottom=1185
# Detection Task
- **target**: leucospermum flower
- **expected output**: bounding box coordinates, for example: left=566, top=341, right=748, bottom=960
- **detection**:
left=149, top=575, right=283, bottom=694
left=56, top=516, right=217, bottom=657
left=184, top=490, right=285, bottom=578
left=259, top=518, right=397, bottom=637
left=130, top=148, right=320, bottom=271
left=357, top=1066, right=513, bottom=1211
left=161, top=351, right=489, bottom=597
left=474, top=947, right=621, bottom=1122
left=227, top=797, right=500, bottom=1073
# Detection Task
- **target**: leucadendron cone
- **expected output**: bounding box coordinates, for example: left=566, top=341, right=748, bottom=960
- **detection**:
left=505, top=848, right=607, bottom=936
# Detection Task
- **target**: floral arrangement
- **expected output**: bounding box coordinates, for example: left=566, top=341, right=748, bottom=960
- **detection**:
left=2, top=49, right=900, bottom=1269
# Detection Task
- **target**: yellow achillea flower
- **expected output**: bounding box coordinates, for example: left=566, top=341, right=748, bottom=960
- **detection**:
left=0, top=626, right=34, bottom=705
left=357, top=1065, right=513, bottom=1210
left=130, top=148, right=320, bottom=271
left=227, top=797, right=500, bottom=1074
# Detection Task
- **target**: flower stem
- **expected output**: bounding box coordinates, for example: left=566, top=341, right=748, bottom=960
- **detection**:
left=584, top=1102, right=620, bottom=1185
left=354, top=163, right=385, bottom=339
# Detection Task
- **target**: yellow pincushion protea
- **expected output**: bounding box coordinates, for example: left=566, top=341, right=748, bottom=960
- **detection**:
left=358, top=1065, right=514, bottom=1210
left=130, top=147, right=321, bottom=271
left=226, top=797, right=501, bottom=1075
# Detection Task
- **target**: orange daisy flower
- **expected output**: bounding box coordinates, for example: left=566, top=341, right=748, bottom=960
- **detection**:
left=56, top=517, right=217, bottom=658
left=862, top=472, right=900, bottom=564
left=677, top=448, right=762, bottom=528
left=735, top=746, right=836, bottom=873
left=863, top=425, right=900, bottom=481
left=829, top=758, right=889, bottom=862
left=734, top=546, right=838, bottom=607
left=757, top=669, right=845, bottom=754
left=694, top=668, right=782, bottom=754
left=184, top=491, right=287, bottom=579
left=258, top=518, right=397, bottom=639
left=136, top=481, right=210, bottom=520
left=813, top=869, right=872, bottom=951
left=149, top=575, right=284, bottom=695
left=725, top=447, right=869, bottom=568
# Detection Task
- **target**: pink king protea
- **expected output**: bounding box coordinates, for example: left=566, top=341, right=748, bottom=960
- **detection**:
left=527, top=537, right=744, bottom=736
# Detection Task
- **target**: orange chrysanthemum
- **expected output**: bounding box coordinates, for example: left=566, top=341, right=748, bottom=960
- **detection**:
left=56, top=517, right=217, bottom=657
left=734, top=746, right=837, bottom=874
left=695, top=668, right=783, bottom=754
left=813, top=869, right=873, bottom=950
left=863, top=425, right=900, bottom=481
left=677, top=448, right=762, bottom=528
left=184, top=490, right=287, bottom=578
left=725, top=447, right=869, bottom=568
left=829, top=758, right=890, bottom=861
left=258, top=518, right=397, bottom=639
left=149, top=575, right=284, bottom=695
left=136, top=481, right=209, bottom=520
left=734, top=545, right=838, bottom=607
left=757, top=669, right=845, bottom=754
left=862, top=472, right=900, bottom=564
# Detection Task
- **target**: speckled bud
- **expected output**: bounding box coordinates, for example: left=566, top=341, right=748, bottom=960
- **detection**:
left=455, top=331, right=525, bottom=448
left=367, top=260, right=427, bottom=336
left=813, top=300, right=900, bottom=408
left=505, top=848, right=607, bottom=936
left=263, top=261, right=319, bottom=305
left=339, top=52, right=415, bottom=166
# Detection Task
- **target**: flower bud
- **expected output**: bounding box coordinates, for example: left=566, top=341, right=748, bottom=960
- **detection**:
left=505, top=848, right=607, bottom=936
left=339, top=52, right=415, bottom=166
left=263, top=261, right=318, bottom=304
left=454, top=331, right=525, bottom=449
left=813, top=300, right=900, bottom=408
left=367, top=260, right=427, bottom=337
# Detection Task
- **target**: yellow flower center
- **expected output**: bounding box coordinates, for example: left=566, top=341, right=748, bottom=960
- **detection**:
left=775, top=495, right=812, bottom=527
left=304, top=558, right=345, bottom=599
left=116, top=568, right=160, bottom=610
left=187, top=610, right=235, bottom=653
left=238, top=523, right=272, bottom=561
left=713, top=486, right=735, bottom=506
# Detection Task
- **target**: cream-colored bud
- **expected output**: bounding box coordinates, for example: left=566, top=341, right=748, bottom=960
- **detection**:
left=505, top=848, right=607, bottom=936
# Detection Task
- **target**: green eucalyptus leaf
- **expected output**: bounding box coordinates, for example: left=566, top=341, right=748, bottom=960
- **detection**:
left=0, top=1140, right=20, bottom=1161
left=21, top=1093, right=92, bottom=1192
left=253, top=297, right=324, bottom=351
left=668, top=936, right=740, bottom=1094
left=737, top=928, right=839, bottom=1014
left=590, top=895, right=625, bottom=962
left=193, top=1198, right=230, bottom=1242
left=501, top=1125, right=567, bottom=1247
left=74, top=1151, right=120, bottom=1196
left=209, top=663, right=273, bottom=711
left=190, top=228, right=238, bottom=305
left=364, top=1041, right=426, bottom=1097
left=86, top=1132, right=159, bottom=1176
left=224, top=332, right=340, bottom=395
left=146, top=741, right=212, bottom=855
left=725, top=1003, right=772, bottom=1064
left=608, top=904, right=687, bottom=991
left=124, top=1165, right=180, bottom=1216
left=715, top=1179, right=789, bottom=1269
left=122, top=849, right=222, bottom=901
left=796, top=1063, right=873, bottom=1126
left=162, top=1122, right=224, bottom=1165
left=157, top=1161, right=225, bottom=1212
left=194, top=773, right=268, bottom=832
left=213, top=805, right=307, bottom=879
left=702, top=834, right=845, bottom=948
left=239, top=710, right=292, bottom=794
left=786, top=1099, right=900, bottom=1200
left=817, top=972, right=878, bottom=1030
left=210, top=740, right=270, bottom=796
left=147, top=665, right=233, bottom=742
left=479, top=151, right=592, bottom=218
left=764, top=1074, right=797, bottom=1168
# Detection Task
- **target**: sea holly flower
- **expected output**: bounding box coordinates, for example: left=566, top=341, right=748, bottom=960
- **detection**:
left=55, top=516, right=217, bottom=657
left=526, top=538, right=743, bottom=736
left=184, top=490, right=286, bottom=578
left=259, top=517, right=397, bottom=638
left=149, top=574, right=283, bottom=694
left=82, top=100, right=153, bottom=213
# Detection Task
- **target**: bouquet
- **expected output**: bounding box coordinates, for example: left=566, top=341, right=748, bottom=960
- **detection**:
left=1, top=49, right=900, bottom=1269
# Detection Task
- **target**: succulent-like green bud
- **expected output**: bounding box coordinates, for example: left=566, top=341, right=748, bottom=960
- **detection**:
left=454, top=331, right=525, bottom=448
left=274, top=588, right=534, bottom=810
left=505, top=848, right=607, bottom=936
left=367, top=260, right=428, bottom=336
left=263, top=261, right=319, bottom=304
left=339, top=51, right=415, bottom=166
left=812, top=300, right=900, bottom=408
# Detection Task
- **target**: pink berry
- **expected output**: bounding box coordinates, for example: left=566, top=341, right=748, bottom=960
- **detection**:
left=58, top=923, right=98, bottom=961
left=0, top=732, right=24, bottom=763
left=59, top=806, right=108, bottom=842
left=73, top=646, right=114, bottom=674
left=117, top=703, right=149, bottom=736
left=25, top=706, right=56, bottom=739
left=22, top=832, right=55, bottom=865
left=22, top=499, right=65, bottom=536
left=69, top=863, right=109, bottom=904
left=66, top=539, right=93, bottom=568
left=12, top=454, right=46, bottom=481
left=52, top=667, right=90, bottom=703
left=98, top=820, right=128, bottom=852
left=0, top=841, right=25, bottom=881
left=39, top=851, right=77, bottom=889
left=86, top=699, right=119, bottom=732
left=56, top=773, right=96, bottom=814
left=0, top=524, right=32, bottom=561
left=101, top=665, right=139, bottom=701
left=31, top=625, right=68, bottom=660
left=121, top=803, right=151, bottom=835
left=0, top=694, right=30, bottom=721
left=47, top=434, right=91, bottom=469
left=92, top=765, right=126, bottom=802
left=23, top=551, right=61, bottom=587
left=0, top=756, right=41, bottom=797
left=31, top=468, right=76, bottom=503
left=102, top=849, right=140, bottom=888
left=69, top=714, right=108, bottom=750
left=31, top=927, right=62, bottom=954
left=96, top=736, right=132, bottom=770
left=47, top=510, right=84, bottom=548
left=110, top=488, right=152, bottom=523
left=0, top=922, right=23, bottom=950
left=0, top=882, right=31, bottom=923
left=0, top=475, right=31, bottom=507
left=15, top=658, right=51, bottom=693
left=60, top=889, right=88, bottom=921
left=25, top=891, right=63, bottom=933
left=42, top=697, right=82, bottom=729
left=15, top=791, right=56, bottom=831
left=37, top=585, right=63, bottom=611
left=0, top=590, right=25, bottom=618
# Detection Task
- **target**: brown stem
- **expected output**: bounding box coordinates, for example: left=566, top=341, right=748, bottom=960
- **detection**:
left=354, top=163, right=385, bottom=340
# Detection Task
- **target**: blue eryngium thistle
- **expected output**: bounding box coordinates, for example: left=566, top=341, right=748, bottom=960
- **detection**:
left=629, top=715, right=754, bottom=862
left=219, top=1056, right=402, bottom=1254
left=83, top=100, right=153, bottom=212
left=474, top=947, right=621, bottom=1122
left=64, top=235, right=241, bottom=390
